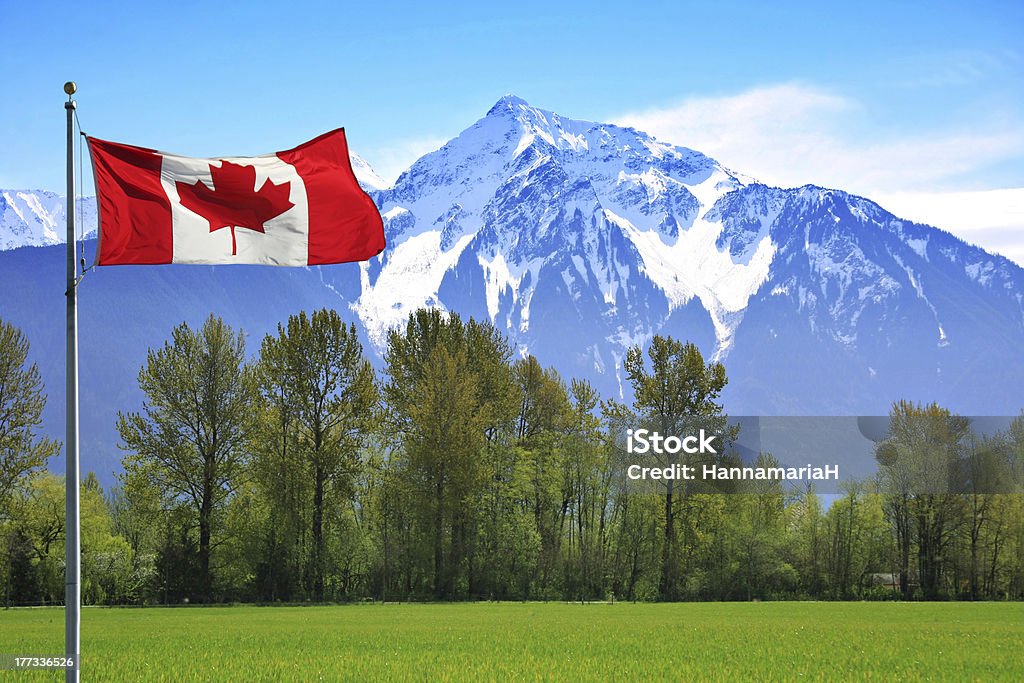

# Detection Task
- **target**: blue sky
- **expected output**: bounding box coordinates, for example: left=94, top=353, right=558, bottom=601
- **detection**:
left=2, top=1, right=1022, bottom=261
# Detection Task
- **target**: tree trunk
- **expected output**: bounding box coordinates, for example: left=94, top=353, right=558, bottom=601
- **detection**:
left=312, top=461, right=326, bottom=601
left=895, top=498, right=912, bottom=600
left=434, top=478, right=444, bottom=598
left=659, top=479, right=675, bottom=600
left=198, top=475, right=213, bottom=603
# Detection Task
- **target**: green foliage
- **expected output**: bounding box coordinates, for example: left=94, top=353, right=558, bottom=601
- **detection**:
left=0, top=318, right=60, bottom=512
left=624, top=336, right=728, bottom=427
left=624, top=336, right=730, bottom=600
left=874, top=401, right=1024, bottom=600
left=254, top=309, right=377, bottom=601
left=382, top=309, right=517, bottom=598
left=8, top=308, right=1024, bottom=607
left=2, top=472, right=135, bottom=606
left=118, top=314, right=256, bottom=602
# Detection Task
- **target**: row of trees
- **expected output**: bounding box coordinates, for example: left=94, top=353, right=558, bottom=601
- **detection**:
left=2, top=312, right=1023, bottom=605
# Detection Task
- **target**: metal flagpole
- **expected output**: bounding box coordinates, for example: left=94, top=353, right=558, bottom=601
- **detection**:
left=63, top=80, right=81, bottom=683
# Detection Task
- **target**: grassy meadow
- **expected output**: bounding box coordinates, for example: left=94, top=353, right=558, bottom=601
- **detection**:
left=2, top=602, right=1022, bottom=681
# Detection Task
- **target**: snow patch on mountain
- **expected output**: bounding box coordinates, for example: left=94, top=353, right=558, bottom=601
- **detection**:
left=892, top=252, right=946, bottom=347
left=478, top=252, right=545, bottom=330
left=965, top=260, right=997, bottom=286
left=618, top=207, right=775, bottom=357
left=1, top=190, right=96, bottom=250
left=906, top=237, right=929, bottom=260
left=354, top=231, right=475, bottom=346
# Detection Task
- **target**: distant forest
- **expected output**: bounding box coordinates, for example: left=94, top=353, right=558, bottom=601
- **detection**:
left=2, top=309, right=1022, bottom=606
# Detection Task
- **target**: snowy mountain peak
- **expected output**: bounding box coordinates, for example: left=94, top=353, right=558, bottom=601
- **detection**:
left=358, top=97, right=763, bottom=355
left=350, top=152, right=387, bottom=192
left=486, top=93, right=532, bottom=116
left=484, top=95, right=655, bottom=161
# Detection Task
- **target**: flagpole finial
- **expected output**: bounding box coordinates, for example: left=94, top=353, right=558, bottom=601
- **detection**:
left=64, top=81, right=77, bottom=97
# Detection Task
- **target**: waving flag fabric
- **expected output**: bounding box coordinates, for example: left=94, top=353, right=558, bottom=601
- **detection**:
left=88, top=128, right=385, bottom=266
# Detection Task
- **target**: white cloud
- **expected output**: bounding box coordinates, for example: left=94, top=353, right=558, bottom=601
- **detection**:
left=615, top=84, right=1024, bottom=267
left=362, top=136, right=449, bottom=188
left=617, top=84, right=851, bottom=188
left=872, top=188, right=1024, bottom=266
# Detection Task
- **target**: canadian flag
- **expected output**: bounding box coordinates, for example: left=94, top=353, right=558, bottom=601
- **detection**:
left=88, top=129, right=385, bottom=266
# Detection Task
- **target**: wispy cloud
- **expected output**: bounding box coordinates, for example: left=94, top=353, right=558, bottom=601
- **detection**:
left=615, top=83, right=1024, bottom=193
left=885, top=48, right=1022, bottom=88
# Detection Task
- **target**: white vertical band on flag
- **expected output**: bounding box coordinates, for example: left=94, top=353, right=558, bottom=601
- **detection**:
left=160, top=154, right=310, bottom=266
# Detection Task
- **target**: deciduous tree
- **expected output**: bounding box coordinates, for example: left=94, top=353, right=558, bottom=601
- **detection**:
left=118, top=315, right=255, bottom=601
left=624, top=336, right=728, bottom=600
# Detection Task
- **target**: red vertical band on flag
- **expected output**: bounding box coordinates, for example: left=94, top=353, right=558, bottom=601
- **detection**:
left=89, top=138, right=173, bottom=265
left=277, top=129, right=385, bottom=265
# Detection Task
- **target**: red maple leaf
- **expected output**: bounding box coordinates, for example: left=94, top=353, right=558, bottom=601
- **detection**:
left=176, top=160, right=294, bottom=255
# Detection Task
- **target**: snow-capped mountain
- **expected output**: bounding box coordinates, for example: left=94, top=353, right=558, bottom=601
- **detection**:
left=349, top=152, right=387, bottom=192
left=358, top=95, right=756, bottom=355
left=0, top=190, right=96, bottom=249
left=354, top=95, right=1024, bottom=413
left=2, top=95, right=1023, bottom=483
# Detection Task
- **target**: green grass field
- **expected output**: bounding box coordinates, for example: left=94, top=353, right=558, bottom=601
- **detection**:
left=2, top=602, right=1022, bottom=681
